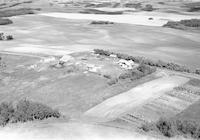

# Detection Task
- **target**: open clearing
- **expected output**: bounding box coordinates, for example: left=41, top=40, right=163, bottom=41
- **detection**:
left=0, top=52, right=158, bottom=118
left=84, top=75, right=189, bottom=122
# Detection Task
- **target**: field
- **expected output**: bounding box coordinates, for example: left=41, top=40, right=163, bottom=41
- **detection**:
left=0, top=14, right=200, bottom=69
left=0, top=0, right=200, bottom=140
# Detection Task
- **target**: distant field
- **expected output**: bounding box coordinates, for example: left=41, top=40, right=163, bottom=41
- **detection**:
left=0, top=14, right=200, bottom=69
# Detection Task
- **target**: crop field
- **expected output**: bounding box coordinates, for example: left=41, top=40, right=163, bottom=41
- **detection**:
left=118, top=78, right=200, bottom=127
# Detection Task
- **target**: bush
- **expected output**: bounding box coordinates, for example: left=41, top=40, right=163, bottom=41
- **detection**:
left=195, top=69, right=200, bottom=75
left=0, top=102, right=14, bottom=126
left=94, top=49, right=111, bottom=56
left=118, top=64, right=155, bottom=81
left=12, top=100, right=60, bottom=123
left=6, top=35, right=13, bottom=40
left=141, top=122, right=157, bottom=132
left=175, top=120, right=198, bottom=136
left=163, top=21, right=183, bottom=29
left=142, top=4, right=154, bottom=11
left=0, top=33, right=5, bottom=40
left=107, top=78, right=118, bottom=85
left=137, top=63, right=156, bottom=75
left=130, top=70, right=144, bottom=81
left=0, top=33, right=14, bottom=41
left=103, top=74, right=112, bottom=79
left=0, top=18, right=13, bottom=25
left=90, top=21, right=114, bottom=25
left=156, top=118, right=175, bottom=137
left=142, top=117, right=200, bottom=139
left=180, top=19, right=200, bottom=27
left=0, top=100, right=61, bottom=126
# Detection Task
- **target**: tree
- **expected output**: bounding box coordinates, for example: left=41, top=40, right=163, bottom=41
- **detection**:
left=195, top=69, right=200, bottom=75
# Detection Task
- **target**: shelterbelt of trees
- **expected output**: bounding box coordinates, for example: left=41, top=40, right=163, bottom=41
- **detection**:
left=93, top=49, right=200, bottom=75
left=163, top=19, right=200, bottom=30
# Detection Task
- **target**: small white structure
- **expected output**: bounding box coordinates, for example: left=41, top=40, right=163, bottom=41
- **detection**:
left=110, top=54, right=117, bottom=58
left=28, top=64, right=37, bottom=70
left=86, top=63, right=102, bottom=73
left=60, top=55, right=74, bottom=63
left=117, top=59, right=134, bottom=69
left=40, top=57, right=56, bottom=63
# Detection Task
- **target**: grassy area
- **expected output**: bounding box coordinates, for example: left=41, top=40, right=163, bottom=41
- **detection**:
left=0, top=18, right=12, bottom=25
left=0, top=100, right=61, bottom=126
